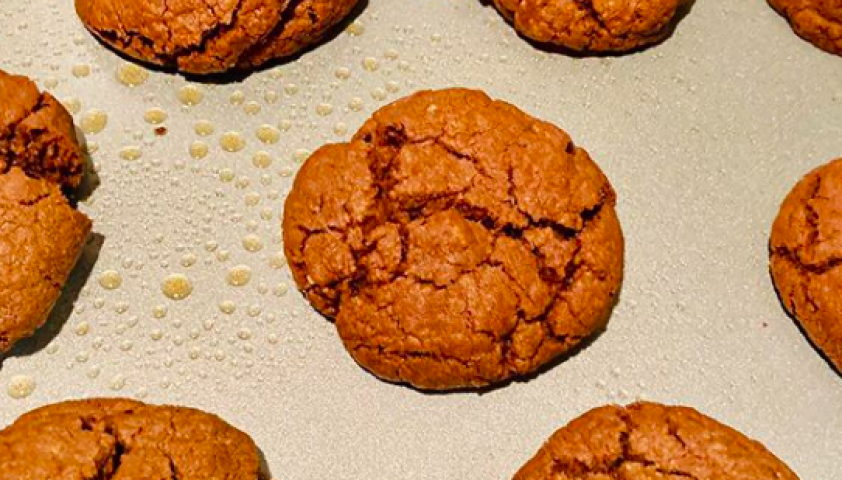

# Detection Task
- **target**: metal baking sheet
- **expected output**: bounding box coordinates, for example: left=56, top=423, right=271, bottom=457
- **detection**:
left=1, top=0, right=841, bottom=478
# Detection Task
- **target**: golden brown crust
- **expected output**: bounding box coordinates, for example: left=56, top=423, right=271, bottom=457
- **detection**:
left=770, top=158, right=842, bottom=372
left=513, top=402, right=800, bottom=480
left=283, top=88, right=624, bottom=390
left=0, top=70, right=84, bottom=188
left=74, top=0, right=360, bottom=74
left=769, top=0, right=842, bottom=56
left=493, top=0, right=681, bottom=53
left=0, top=398, right=260, bottom=480
left=0, top=168, right=92, bottom=353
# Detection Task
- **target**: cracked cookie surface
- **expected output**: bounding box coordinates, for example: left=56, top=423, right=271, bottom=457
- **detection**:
left=769, top=0, right=842, bottom=55
left=0, top=70, right=85, bottom=188
left=513, top=402, right=799, bottom=480
left=75, top=0, right=360, bottom=74
left=283, top=88, right=624, bottom=390
left=770, top=158, right=842, bottom=372
left=0, top=398, right=260, bottom=480
left=492, top=0, right=681, bottom=53
left=0, top=168, right=92, bottom=353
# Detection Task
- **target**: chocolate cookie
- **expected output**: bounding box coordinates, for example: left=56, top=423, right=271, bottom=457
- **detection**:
left=75, top=0, right=361, bottom=75
left=0, top=168, right=92, bottom=353
left=1, top=70, right=85, bottom=188
left=283, top=88, right=624, bottom=390
left=769, top=0, right=842, bottom=56
left=514, top=402, right=799, bottom=479
left=493, top=0, right=682, bottom=53
left=0, top=398, right=261, bottom=479
left=770, top=158, right=842, bottom=372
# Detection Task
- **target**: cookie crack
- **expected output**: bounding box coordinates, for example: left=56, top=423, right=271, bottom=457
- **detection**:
left=241, top=0, right=309, bottom=60
left=1, top=92, right=48, bottom=166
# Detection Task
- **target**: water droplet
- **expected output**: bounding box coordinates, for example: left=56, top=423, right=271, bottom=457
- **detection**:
left=230, top=90, right=246, bottom=105
left=119, top=146, right=142, bottom=161
left=219, top=168, right=235, bottom=182
left=349, top=97, right=364, bottom=111
left=72, top=64, right=91, bottom=78
left=151, top=329, right=164, bottom=340
left=264, top=90, right=279, bottom=103
left=62, top=97, right=82, bottom=115
left=227, top=265, right=252, bottom=287
left=284, top=83, right=299, bottom=95
left=335, top=67, right=351, bottom=80
left=256, top=125, right=280, bottom=144
left=87, top=366, right=101, bottom=379
left=110, top=375, right=126, bottom=391
left=177, top=85, right=204, bottom=106
left=117, top=63, right=149, bottom=86
left=386, top=81, right=400, bottom=93
left=333, top=122, right=348, bottom=136
left=194, top=120, right=215, bottom=136
left=346, top=22, right=365, bottom=36
left=242, top=234, right=263, bottom=252
left=237, top=328, right=253, bottom=340
left=371, top=88, right=387, bottom=101
left=244, top=192, right=261, bottom=207
left=243, top=101, right=261, bottom=115
left=98, top=270, right=122, bottom=290
left=362, top=57, right=379, bottom=72
left=219, top=300, right=237, bottom=314
left=384, top=49, right=399, bottom=60
left=273, top=283, right=289, bottom=296
left=7, top=375, right=36, bottom=399
left=252, top=151, right=273, bottom=169
left=189, top=141, right=209, bottom=159
left=278, top=119, right=292, bottom=131
left=143, top=107, right=168, bottom=125
left=315, top=103, right=334, bottom=116
left=220, top=132, right=246, bottom=152
left=180, top=253, right=197, bottom=268
left=293, top=149, right=310, bottom=163
left=80, top=109, right=108, bottom=134
left=269, top=252, right=287, bottom=269
left=162, top=274, right=193, bottom=300
left=75, top=321, right=91, bottom=336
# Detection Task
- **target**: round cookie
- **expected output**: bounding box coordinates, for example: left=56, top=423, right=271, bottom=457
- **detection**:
left=75, top=0, right=361, bottom=75
left=0, top=398, right=261, bottom=479
left=0, top=70, right=85, bottom=188
left=769, top=0, right=842, bottom=56
left=492, top=0, right=682, bottom=53
left=513, top=402, right=799, bottom=480
left=770, top=158, right=842, bottom=372
left=0, top=168, right=92, bottom=353
left=283, top=88, right=624, bottom=390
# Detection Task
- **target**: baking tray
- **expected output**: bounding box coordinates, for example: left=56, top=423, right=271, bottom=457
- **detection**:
left=1, top=0, right=841, bottom=478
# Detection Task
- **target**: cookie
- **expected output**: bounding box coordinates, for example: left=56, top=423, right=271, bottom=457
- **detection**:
left=283, top=88, right=624, bottom=390
left=769, top=0, right=842, bottom=56
left=493, top=0, right=681, bottom=52
left=0, top=168, right=92, bottom=353
left=513, top=402, right=799, bottom=479
left=0, top=398, right=261, bottom=479
left=0, top=70, right=85, bottom=188
left=770, top=158, right=842, bottom=372
left=75, top=0, right=361, bottom=75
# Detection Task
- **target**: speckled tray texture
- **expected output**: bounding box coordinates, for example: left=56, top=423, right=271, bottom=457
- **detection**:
left=1, top=0, right=841, bottom=479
